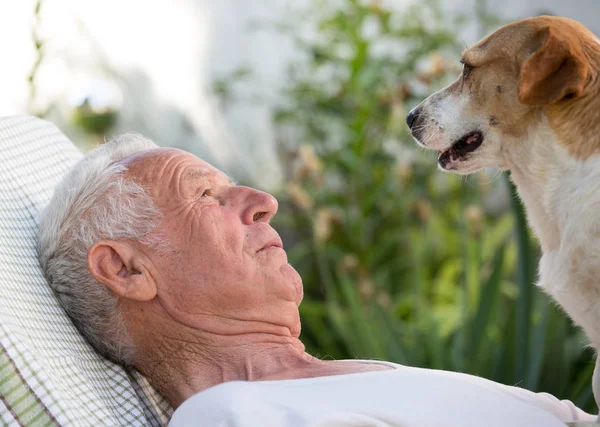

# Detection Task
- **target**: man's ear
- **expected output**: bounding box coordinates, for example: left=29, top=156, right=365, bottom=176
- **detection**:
left=518, top=26, right=589, bottom=105
left=87, top=240, right=157, bottom=301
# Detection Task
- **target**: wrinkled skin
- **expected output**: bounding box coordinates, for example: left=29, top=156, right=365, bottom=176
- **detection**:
left=124, top=148, right=304, bottom=337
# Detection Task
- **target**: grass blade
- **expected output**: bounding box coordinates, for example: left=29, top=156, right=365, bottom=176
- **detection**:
left=468, top=242, right=506, bottom=372
left=506, top=175, right=534, bottom=384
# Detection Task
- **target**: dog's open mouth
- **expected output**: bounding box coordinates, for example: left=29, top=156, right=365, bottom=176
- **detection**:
left=438, top=131, right=484, bottom=168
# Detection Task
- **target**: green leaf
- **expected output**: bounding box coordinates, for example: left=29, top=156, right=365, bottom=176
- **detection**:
left=468, top=242, right=505, bottom=372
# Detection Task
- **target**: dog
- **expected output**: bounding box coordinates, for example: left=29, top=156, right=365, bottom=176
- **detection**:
left=406, top=15, right=600, bottom=420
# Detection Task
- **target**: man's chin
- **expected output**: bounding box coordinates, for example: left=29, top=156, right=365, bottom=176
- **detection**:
left=278, top=263, right=304, bottom=305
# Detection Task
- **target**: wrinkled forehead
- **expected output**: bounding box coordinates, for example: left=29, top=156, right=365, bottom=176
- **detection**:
left=120, top=148, right=231, bottom=203
left=122, top=147, right=214, bottom=181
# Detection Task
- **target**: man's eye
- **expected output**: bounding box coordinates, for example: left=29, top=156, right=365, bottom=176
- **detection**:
left=201, top=189, right=212, bottom=197
left=462, top=63, right=473, bottom=79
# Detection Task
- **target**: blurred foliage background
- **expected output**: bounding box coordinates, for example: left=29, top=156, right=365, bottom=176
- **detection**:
left=24, top=0, right=596, bottom=414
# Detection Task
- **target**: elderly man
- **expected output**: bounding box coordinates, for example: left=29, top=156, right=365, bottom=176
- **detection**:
left=39, top=134, right=594, bottom=426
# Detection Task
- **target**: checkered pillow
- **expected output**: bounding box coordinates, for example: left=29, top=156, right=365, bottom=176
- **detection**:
left=0, top=116, right=173, bottom=426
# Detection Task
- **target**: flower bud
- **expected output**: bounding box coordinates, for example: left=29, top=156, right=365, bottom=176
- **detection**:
left=286, top=182, right=314, bottom=210
left=314, top=208, right=335, bottom=243
left=358, top=278, right=375, bottom=301
left=394, top=162, right=412, bottom=185
left=341, top=253, right=359, bottom=272
left=464, top=204, right=483, bottom=235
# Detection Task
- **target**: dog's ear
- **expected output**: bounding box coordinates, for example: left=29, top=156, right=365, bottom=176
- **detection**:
left=518, top=26, right=589, bottom=105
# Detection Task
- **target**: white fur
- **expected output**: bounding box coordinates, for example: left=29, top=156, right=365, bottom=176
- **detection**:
left=416, top=87, right=600, bottom=343
left=504, top=126, right=600, bottom=417
left=511, top=132, right=600, bottom=346
left=414, top=85, right=600, bottom=415
left=428, top=100, right=600, bottom=340
left=413, top=94, right=469, bottom=151
left=510, top=140, right=600, bottom=348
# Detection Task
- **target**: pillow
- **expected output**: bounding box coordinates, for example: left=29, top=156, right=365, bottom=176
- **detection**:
left=0, top=116, right=173, bottom=426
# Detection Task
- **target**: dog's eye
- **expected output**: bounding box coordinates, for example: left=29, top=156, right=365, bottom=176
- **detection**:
left=462, top=63, right=473, bottom=79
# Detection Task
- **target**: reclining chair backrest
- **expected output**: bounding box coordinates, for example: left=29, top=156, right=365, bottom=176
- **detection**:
left=0, top=116, right=172, bottom=426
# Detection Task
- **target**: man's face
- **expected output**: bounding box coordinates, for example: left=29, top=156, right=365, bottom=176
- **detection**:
left=125, top=148, right=303, bottom=337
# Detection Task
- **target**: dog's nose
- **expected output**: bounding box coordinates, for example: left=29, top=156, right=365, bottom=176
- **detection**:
left=406, top=107, right=425, bottom=140
left=406, top=108, right=420, bottom=130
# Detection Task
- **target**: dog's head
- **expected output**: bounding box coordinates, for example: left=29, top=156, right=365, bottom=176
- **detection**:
left=406, top=16, right=598, bottom=174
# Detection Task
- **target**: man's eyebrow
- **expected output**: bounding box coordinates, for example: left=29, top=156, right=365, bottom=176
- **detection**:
left=184, top=169, right=236, bottom=186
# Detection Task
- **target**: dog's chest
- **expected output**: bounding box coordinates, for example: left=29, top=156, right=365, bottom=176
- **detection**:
left=532, top=156, right=600, bottom=345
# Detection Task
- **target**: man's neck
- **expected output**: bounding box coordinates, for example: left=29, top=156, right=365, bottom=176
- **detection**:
left=135, top=325, right=319, bottom=408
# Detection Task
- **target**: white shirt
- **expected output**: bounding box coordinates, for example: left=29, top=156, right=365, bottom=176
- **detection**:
left=169, top=360, right=595, bottom=426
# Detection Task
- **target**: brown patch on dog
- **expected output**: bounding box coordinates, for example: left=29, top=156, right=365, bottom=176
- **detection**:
left=510, top=17, right=600, bottom=159
left=445, top=19, right=557, bottom=139
left=547, top=92, right=600, bottom=159
left=518, top=25, right=590, bottom=105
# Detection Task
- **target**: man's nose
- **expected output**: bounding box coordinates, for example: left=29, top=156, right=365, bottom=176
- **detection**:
left=238, top=187, right=279, bottom=224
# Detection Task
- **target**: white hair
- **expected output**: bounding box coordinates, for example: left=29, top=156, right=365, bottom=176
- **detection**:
left=38, top=134, right=163, bottom=366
